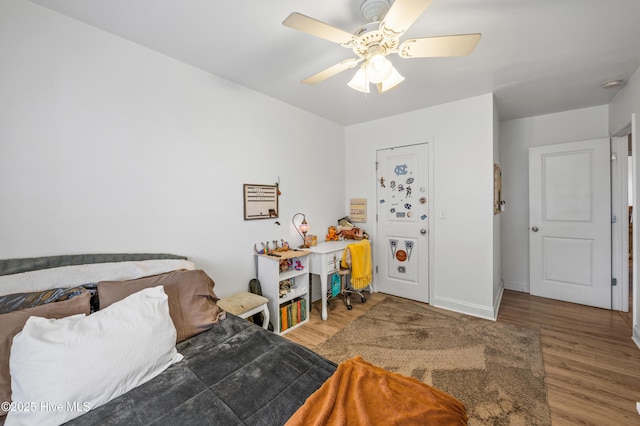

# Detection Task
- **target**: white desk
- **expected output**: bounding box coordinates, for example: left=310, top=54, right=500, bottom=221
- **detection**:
left=307, top=240, right=353, bottom=321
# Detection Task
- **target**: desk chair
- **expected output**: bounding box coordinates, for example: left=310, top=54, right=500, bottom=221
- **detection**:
left=337, top=239, right=372, bottom=310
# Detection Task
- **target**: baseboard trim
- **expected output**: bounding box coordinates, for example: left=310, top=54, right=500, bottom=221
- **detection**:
left=633, top=325, right=640, bottom=350
left=432, top=296, right=497, bottom=321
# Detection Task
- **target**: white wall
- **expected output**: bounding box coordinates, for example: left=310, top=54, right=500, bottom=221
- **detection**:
left=499, top=105, right=610, bottom=293
left=610, top=67, right=640, bottom=345
left=345, top=93, right=498, bottom=319
left=0, top=0, right=346, bottom=298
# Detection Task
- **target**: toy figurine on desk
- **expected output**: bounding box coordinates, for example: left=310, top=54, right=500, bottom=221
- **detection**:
left=272, top=239, right=291, bottom=252
left=326, top=226, right=339, bottom=241
left=254, top=239, right=291, bottom=254
left=253, top=242, right=269, bottom=254
left=339, top=226, right=365, bottom=240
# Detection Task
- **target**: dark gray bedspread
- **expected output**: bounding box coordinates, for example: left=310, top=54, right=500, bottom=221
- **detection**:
left=0, top=253, right=187, bottom=276
left=64, top=315, right=336, bottom=426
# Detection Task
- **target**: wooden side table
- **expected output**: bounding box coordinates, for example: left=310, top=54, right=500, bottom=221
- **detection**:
left=218, top=292, right=270, bottom=329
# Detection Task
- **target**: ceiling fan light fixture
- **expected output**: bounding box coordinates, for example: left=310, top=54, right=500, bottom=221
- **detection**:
left=348, top=66, right=370, bottom=93
left=378, top=66, right=405, bottom=93
left=284, top=1, right=482, bottom=95
left=366, top=52, right=393, bottom=83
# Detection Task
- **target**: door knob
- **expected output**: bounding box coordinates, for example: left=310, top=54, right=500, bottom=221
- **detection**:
left=531, top=226, right=539, bottom=232
left=420, top=228, right=427, bottom=235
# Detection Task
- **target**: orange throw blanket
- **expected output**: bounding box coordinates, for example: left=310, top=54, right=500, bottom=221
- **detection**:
left=286, top=356, right=468, bottom=426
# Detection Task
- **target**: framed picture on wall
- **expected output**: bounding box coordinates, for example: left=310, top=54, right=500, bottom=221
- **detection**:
left=243, top=184, right=279, bottom=220
left=350, top=198, right=367, bottom=223
left=494, top=163, right=503, bottom=215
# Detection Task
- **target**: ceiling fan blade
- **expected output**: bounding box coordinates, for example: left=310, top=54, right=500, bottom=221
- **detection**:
left=301, top=58, right=361, bottom=85
left=380, top=0, right=433, bottom=38
left=283, top=12, right=357, bottom=46
left=398, top=33, right=482, bottom=58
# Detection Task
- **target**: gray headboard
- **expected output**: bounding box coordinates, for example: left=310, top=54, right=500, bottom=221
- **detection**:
left=0, top=253, right=188, bottom=276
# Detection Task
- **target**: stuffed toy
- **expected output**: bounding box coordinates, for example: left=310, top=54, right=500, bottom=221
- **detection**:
left=326, top=226, right=339, bottom=241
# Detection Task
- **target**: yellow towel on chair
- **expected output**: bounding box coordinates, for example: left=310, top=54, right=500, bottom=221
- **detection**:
left=341, top=240, right=372, bottom=290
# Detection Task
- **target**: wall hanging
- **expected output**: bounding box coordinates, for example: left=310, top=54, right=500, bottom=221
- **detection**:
left=244, top=184, right=279, bottom=220
left=494, top=164, right=504, bottom=215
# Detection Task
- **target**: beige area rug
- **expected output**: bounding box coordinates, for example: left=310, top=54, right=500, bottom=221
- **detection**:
left=314, top=297, right=551, bottom=425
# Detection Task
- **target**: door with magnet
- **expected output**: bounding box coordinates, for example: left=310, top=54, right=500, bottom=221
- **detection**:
left=376, top=144, right=429, bottom=302
left=529, top=138, right=611, bottom=309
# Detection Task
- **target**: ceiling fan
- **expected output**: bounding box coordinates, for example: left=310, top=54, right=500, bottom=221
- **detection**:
left=283, top=0, right=481, bottom=94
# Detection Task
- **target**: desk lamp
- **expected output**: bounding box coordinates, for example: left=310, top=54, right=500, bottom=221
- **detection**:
left=292, top=213, right=310, bottom=248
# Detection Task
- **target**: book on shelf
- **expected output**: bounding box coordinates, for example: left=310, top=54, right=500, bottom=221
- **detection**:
left=280, top=305, right=288, bottom=332
left=291, top=301, right=298, bottom=327
left=279, top=297, right=308, bottom=332
left=300, top=298, right=306, bottom=321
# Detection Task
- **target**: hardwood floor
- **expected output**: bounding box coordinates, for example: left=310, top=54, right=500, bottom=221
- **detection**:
left=285, top=290, right=640, bottom=425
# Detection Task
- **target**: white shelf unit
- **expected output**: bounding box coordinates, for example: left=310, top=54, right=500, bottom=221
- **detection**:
left=257, top=250, right=311, bottom=335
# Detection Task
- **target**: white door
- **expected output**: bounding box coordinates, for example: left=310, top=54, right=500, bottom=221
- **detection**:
left=376, top=144, right=429, bottom=302
left=529, top=138, right=611, bottom=309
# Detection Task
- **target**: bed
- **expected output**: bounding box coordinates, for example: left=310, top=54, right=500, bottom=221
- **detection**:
left=0, top=253, right=467, bottom=426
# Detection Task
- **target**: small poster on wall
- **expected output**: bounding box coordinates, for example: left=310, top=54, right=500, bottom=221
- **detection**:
left=350, top=198, right=367, bottom=223
left=494, top=164, right=503, bottom=215
left=244, top=184, right=279, bottom=220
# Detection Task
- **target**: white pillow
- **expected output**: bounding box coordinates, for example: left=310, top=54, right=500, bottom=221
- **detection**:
left=5, top=285, right=183, bottom=426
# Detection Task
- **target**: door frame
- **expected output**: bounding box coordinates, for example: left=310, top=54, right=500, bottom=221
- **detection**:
left=611, top=136, right=630, bottom=312
left=613, top=115, right=638, bottom=347
left=374, top=141, right=435, bottom=304
left=632, top=115, right=639, bottom=347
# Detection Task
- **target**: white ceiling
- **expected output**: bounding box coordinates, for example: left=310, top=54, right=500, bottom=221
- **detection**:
left=29, top=0, right=640, bottom=126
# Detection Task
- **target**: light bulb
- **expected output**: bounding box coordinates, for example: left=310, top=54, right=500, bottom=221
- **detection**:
left=366, top=53, right=392, bottom=84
